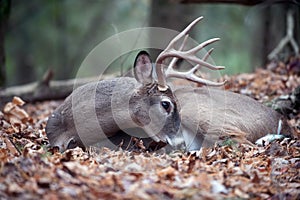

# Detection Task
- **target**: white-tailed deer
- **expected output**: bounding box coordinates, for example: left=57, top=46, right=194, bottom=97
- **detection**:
left=46, top=51, right=181, bottom=151
left=46, top=17, right=293, bottom=152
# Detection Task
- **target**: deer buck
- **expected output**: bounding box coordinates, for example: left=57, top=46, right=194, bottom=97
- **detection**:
left=46, top=49, right=182, bottom=152
left=46, top=17, right=293, bottom=152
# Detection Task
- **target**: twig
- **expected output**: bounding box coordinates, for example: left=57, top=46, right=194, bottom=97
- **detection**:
left=268, top=9, right=299, bottom=60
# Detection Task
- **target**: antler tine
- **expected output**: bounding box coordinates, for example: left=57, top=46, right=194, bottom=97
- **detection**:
left=168, top=72, right=226, bottom=86
left=188, top=48, right=214, bottom=74
left=168, top=47, right=214, bottom=78
left=203, top=48, right=214, bottom=61
left=160, top=16, right=204, bottom=60
left=166, top=47, right=226, bottom=86
left=156, top=17, right=204, bottom=91
left=155, top=17, right=226, bottom=91
left=183, top=38, right=224, bottom=70
left=166, top=34, right=189, bottom=74
left=168, top=41, right=214, bottom=76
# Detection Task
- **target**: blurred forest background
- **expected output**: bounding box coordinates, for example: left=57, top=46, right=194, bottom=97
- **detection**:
left=0, top=0, right=300, bottom=87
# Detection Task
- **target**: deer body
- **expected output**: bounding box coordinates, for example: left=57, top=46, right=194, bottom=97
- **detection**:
left=174, top=87, right=292, bottom=151
left=46, top=52, right=180, bottom=151
left=46, top=17, right=293, bottom=152
left=46, top=78, right=134, bottom=149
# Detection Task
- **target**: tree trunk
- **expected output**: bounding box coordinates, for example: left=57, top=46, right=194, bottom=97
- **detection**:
left=251, top=3, right=299, bottom=67
left=0, top=0, right=10, bottom=87
left=149, top=1, right=196, bottom=59
left=54, top=1, right=69, bottom=80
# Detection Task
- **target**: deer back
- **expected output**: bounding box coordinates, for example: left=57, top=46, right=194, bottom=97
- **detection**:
left=175, top=87, right=293, bottom=150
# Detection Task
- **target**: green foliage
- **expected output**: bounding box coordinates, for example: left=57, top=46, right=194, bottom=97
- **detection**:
left=0, top=0, right=10, bottom=19
left=194, top=4, right=256, bottom=75
left=221, top=138, right=238, bottom=147
left=15, top=142, right=24, bottom=153
left=5, top=1, right=281, bottom=85
left=6, top=0, right=149, bottom=85
left=40, top=145, right=52, bottom=159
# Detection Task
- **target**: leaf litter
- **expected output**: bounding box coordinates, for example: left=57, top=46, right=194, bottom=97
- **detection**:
left=0, top=58, right=300, bottom=199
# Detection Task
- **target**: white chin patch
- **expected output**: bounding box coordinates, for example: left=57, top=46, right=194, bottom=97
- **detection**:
left=151, top=134, right=162, bottom=142
left=166, top=135, right=184, bottom=147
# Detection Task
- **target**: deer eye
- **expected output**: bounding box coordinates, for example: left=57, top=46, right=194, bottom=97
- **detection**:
left=67, top=138, right=77, bottom=149
left=161, top=100, right=172, bottom=113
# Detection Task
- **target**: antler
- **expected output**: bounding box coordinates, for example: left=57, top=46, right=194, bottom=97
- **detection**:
left=155, top=17, right=226, bottom=91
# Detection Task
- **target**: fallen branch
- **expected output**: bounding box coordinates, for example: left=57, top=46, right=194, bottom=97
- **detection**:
left=0, top=70, right=116, bottom=108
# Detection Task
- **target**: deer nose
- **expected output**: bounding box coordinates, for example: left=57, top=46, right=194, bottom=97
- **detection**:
left=55, top=143, right=67, bottom=152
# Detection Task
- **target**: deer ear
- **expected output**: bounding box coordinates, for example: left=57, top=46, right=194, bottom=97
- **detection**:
left=134, top=51, right=153, bottom=84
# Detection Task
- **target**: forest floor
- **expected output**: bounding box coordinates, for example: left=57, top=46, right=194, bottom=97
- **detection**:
left=0, top=58, right=300, bottom=199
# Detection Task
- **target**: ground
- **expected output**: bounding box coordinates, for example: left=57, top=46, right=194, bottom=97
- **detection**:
left=0, top=59, right=300, bottom=199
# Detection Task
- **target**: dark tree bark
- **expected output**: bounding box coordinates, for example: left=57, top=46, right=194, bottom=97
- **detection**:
left=54, top=1, right=69, bottom=80
left=150, top=1, right=196, bottom=59
left=260, top=4, right=299, bottom=64
left=0, top=0, right=11, bottom=87
left=260, top=5, right=286, bottom=64
left=11, top=1, right=39, bottom=85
